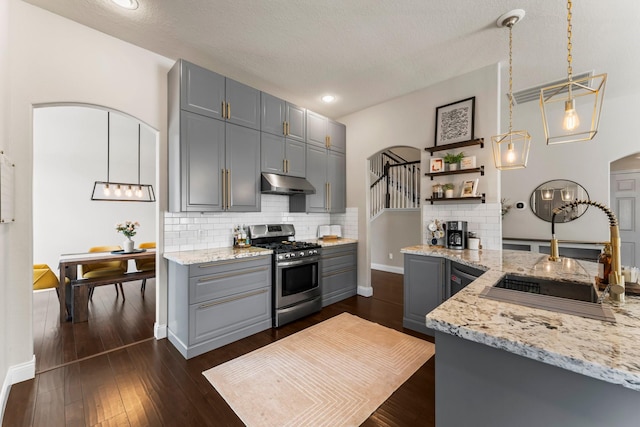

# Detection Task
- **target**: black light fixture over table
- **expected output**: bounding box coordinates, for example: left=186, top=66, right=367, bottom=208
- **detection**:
left=491, top=9, right=531, bottom=170
left=91, top=111, right=156, bottom=202
left=540, top=0, right=607, bottom=145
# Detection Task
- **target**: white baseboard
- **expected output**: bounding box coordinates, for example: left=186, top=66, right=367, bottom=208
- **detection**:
left=154, top=322, right=167, bottom=339
left=371, top=263, right=404, bottom=275
left=1, top=355, right=36, bottom=424
left=357, top=285, right=373, bottom=297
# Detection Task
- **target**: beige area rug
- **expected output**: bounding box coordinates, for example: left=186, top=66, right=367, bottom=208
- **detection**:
left=203, top=312, right=435, bottom=427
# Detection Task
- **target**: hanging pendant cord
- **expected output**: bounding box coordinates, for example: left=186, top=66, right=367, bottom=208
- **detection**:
left=567, top=0, right=573, bottom=82
left=106, top=111, right=110, bottom=183
left=508, top=22, right=513, bottom=133
left=137, top=124, right=141, bottom=185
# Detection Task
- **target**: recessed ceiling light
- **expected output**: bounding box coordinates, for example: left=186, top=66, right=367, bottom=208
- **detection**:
left=111, top=0, right=138, bottom=10
left=321, top=95, right=336, bottom=103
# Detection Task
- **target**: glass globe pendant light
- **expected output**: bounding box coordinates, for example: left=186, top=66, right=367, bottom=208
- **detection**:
left=540, top=0, right=607, bottom=145
left=491, top=10, right=531, bottom=170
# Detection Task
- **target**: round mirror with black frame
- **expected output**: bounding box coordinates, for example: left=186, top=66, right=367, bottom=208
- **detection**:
left=529, top=179, right=589, bottom=223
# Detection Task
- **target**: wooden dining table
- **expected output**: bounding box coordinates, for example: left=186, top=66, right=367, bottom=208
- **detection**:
left=58, top=249, right=156, bottom=323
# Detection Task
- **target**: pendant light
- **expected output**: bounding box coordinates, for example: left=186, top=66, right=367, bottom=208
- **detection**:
left=91, top=112, right=156, bottom=202
left=491, top=9, right=531, bottom=170
left=540, top=0, right=607, bottom=145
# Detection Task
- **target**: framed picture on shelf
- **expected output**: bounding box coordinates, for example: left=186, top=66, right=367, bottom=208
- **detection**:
left=460, top=155, right=476, bottom=170
left=430, top=157, right=444, bottom=173
left=434, top=97, right=475, bottom=146
left=460, top=179, right=479, bottom=197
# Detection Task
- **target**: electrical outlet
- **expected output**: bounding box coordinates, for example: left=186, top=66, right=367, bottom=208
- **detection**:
left=388, top=253, right=393, bottom=260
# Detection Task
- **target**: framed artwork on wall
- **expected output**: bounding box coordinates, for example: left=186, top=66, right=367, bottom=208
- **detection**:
left=434, top=97, right=475, bottom=146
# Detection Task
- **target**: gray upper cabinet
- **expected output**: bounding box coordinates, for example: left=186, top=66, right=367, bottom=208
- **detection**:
left=180, top=60, right=225, bottom=119
left=226, top=123, right=261, bottom=211
left=261, top=93, right=305, bottom=141
left=226, top=77, right=261, bottom=130
left=328, top=120, right=346, bottom=153
left=327, top=149, right=346, bottom=212
left=179, top=60, right=260, bottom=130
left=307, top=110, right=346, bottom=153
left=290, top=143, right=345, bottom=213
left=306, top=110, right=327, bottom=148
left=261, top=133, right=306, bottom=178
left=179, top=111, right=226, bottom=211
left=168, top=59, right=260, bottom=212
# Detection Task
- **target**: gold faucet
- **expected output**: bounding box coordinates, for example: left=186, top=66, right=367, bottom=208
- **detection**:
left=549, top=200, right=625, bottom=304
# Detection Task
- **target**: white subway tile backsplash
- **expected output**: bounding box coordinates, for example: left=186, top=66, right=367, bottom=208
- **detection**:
left=163, top=194, right=358, bottom=250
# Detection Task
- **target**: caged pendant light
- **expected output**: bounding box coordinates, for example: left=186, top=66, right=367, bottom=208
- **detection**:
left=540, top=0, right=607, bottom=145
left=91, top=112, right=156, bottom=202
left=492, top=9, right=531, bottom=170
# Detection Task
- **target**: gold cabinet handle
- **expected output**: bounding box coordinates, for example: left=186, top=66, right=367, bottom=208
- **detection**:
left=221, top=101, right=226, bottom=119
left=226, top=169, right=231, bottom=209
left=327, top=135, right=331, bottom=148
left=283, top=121, right=287, bottom=135
left=226, top=102, right=231, bottom=119
left=221, top=169, right=226, bottom=210
left=328, top=182, right=331, bottom=211
left=286, top=122, right=290, bottom=136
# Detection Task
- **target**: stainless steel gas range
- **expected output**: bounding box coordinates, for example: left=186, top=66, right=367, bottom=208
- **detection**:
left=248, top=224, right=322, bottom=327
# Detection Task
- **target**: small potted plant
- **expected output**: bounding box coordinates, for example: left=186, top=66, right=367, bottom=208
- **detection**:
left=443, top=183, right=455, bottom=198
left=443, top=152, right=465, bottom=171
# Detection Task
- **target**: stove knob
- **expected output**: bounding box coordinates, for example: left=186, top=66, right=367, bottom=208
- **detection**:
left=288, top=253, right=294, bottom=258
left=299, top=251, right=305, bottom=257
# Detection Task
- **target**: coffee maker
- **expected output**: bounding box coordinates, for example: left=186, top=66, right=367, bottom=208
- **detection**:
left=446, top=221, right=467, bottom=250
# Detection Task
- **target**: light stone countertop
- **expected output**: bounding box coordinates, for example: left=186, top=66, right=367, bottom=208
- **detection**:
left=401, top=245, right=640, bottom=392
left=163, top=246, right=273, bottom=265
left=305, top=237, right=358, bottom=247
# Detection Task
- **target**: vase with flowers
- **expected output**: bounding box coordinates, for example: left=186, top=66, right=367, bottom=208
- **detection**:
left=116, top=221, right=139, bottom=253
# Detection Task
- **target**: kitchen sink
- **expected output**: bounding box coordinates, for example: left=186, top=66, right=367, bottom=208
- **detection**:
left=479, top=275, right=616, bottom=323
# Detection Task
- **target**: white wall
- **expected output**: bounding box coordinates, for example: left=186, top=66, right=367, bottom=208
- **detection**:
left=370, top=210, right=421, bottom=272
left=0, top=0, right=10, bottom=418
left=2, top=0, right=173, bottom=398
left=33, top=106, right=156, bottom=272
left=501, top=90, right=640, bottom=243
left=341, top=63, right=500, bottom=293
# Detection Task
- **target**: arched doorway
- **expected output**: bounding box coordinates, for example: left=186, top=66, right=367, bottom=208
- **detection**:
left=368, top=146, right=421, bottom=274
left=32, top=104, right=159, bottom=373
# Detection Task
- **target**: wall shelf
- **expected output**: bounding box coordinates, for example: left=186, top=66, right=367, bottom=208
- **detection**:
left=425, top=138, right=484, bottom=155
left=426, top=193, right=485, bottom=205
left=425, top=166, right=484, bottom=180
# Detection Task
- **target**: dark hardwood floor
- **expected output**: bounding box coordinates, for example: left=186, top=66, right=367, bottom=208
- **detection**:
left=4, top=270, right=435, bottom=426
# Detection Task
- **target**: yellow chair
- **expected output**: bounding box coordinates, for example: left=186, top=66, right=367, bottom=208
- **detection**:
left=33, top=264, right=62, bottom=294
left=135, top=242, right=156, bottom=294
left=81, top=246, right=128, bottom=300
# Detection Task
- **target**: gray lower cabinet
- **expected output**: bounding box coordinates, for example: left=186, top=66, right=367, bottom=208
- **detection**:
left=167, top=256, right=272, bottom=359
left=261, top=133, right=306, bottom=178
left=290, top=144, right=345, bottom=213
left=321, top=243, right=357, bottom=306
left=403, top=254, right=445, bottom=335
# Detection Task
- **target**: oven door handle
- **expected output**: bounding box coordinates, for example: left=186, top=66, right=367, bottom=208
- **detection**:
left=276, top=257, right=321, bottom=268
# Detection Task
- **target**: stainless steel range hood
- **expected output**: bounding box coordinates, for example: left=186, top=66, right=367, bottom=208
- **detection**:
left=261, top=173, right=315, bottom=195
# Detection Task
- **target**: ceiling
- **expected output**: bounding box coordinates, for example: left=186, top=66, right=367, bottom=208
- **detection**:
left=22, top=0, right=640, bottom=119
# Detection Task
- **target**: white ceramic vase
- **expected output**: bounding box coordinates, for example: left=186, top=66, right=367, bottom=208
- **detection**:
left=124, top=239, right=135, bottom=253
left=445, top=189, right=454, bottom=198
left=448, top=163, right=458, bottom=171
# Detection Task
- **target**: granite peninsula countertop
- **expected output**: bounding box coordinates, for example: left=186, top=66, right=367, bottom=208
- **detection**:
left=401, top=245, right=640, bottom=392
left=163, top=246, right=273, bottom=265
